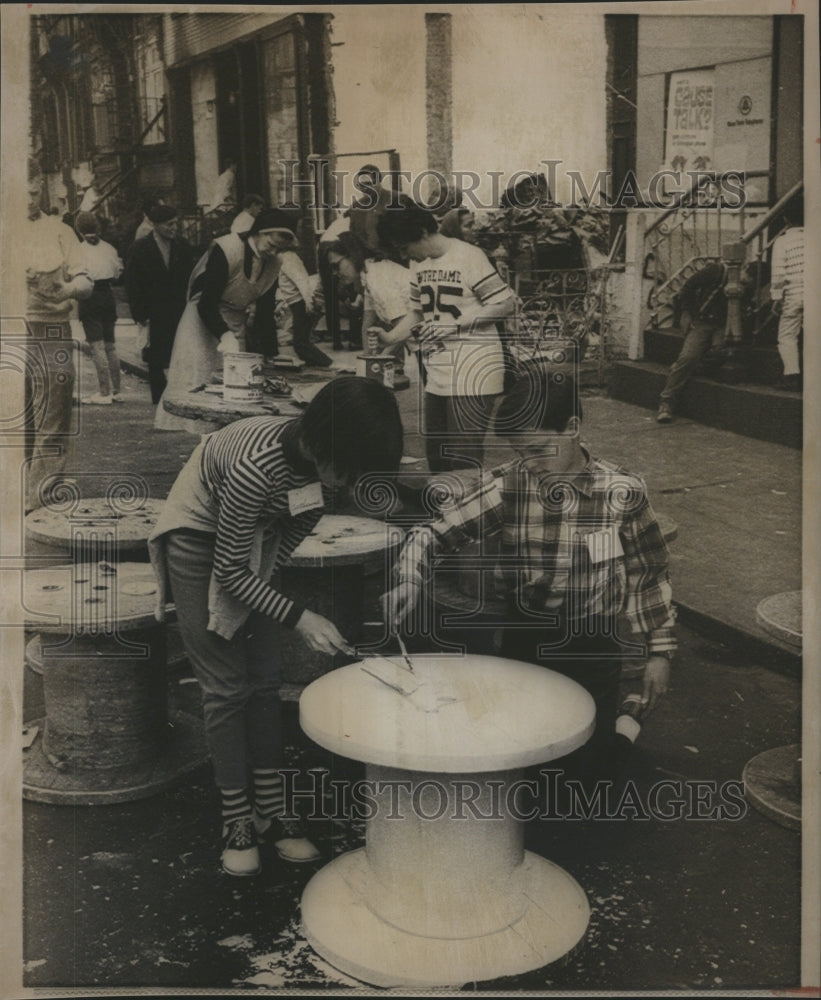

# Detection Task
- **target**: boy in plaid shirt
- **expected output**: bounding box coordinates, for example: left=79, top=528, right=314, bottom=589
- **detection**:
left=383, top=368, right=675, bottom=777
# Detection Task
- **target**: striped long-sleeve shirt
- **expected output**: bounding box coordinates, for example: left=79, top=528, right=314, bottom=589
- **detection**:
left=199, top=416, right=334, bottom=627
left=395, top=450, right=677, bottom=655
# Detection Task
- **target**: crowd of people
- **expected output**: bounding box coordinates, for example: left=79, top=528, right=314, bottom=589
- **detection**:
left=21, top=161, right=803, bottom=879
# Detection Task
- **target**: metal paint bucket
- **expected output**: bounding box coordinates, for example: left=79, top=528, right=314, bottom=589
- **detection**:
left=356, top=354, right=395, bottom=388
left=223, top=352, right=265, bottom=402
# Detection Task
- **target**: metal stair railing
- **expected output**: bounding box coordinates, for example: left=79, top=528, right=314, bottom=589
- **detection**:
left=642, top=171, right=770, bottom=328
left=90, top=97, right=170, bottom=212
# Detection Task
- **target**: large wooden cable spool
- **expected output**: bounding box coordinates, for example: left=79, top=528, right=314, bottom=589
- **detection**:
left=22, top=562, right=207, bottom=805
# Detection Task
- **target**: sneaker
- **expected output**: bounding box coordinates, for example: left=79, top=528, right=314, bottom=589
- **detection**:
left=254, top=813, right=321, bottom=864
left=221, top=815, right=261, bottom=877
left=82, top=393, right=113, bottom=405
left=111, top=391, right=124, bottom=403
left=656, top=403, right=674, bottom=424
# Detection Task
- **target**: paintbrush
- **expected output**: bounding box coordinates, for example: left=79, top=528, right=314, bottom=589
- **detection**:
left=360, top=622, right=414, bottom=674
left=394, top=631, right=415, bottom=674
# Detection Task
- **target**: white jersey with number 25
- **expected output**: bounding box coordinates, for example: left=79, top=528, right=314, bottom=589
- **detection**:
left=410, top=238, right=511, bottom=397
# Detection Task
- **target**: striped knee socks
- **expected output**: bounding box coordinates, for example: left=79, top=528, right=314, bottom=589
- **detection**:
left=220, top=787, right=252, bottom=829
left=252, top=769, right=285, bottom=821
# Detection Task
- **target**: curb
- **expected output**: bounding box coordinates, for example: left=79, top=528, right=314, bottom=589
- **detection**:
left=676, top=604, right=801, bottom=678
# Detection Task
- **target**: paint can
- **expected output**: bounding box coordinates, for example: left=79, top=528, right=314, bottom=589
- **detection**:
left=356, top=355, right=395, bottom=388
left=223, top=352, right=265, bottom=402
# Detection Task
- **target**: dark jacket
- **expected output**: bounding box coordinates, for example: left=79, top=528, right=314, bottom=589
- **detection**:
left=677, top=261, right=728, bottom=328
left=125, top=234, right=195, bottom=367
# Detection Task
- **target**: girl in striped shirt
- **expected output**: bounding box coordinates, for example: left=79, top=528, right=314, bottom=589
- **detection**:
left=149, top=377, right=403, bottom=876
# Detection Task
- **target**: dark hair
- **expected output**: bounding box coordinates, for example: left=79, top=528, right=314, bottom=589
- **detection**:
left=299, top=376, right=404, bottom=481
left=322, top=230, right=368, bottom=274
left=377, top=198, right=438, bottom=249
left=249, top=207, right=297, bottom=236
left=494, top=367, right=582, bottom=436
left=75, top=211, right=100, bottom=236
left=500, top=172, right=551, bottom=210
left=356, top=163, right=382, bottom=184
left=242, top=193, right=265, bottom=210
left=783, top=193, right=803, bottom=227
left=438, top=207, right=471, bottom=239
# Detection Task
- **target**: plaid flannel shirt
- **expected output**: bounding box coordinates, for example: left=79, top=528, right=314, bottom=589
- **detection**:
left=396, top=449, right=677, bottom=656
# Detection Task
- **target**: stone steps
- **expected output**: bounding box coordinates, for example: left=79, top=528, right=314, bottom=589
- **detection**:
left=608, top=358, right=802, bottom=449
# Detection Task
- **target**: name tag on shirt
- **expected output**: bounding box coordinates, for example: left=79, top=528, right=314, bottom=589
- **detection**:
left=586, top=528, right=624, bottom=564
left=288, top=482, right=324, bottom=516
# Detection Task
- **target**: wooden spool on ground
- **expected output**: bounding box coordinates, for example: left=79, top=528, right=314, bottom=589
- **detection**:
left=25, top=624, right=189, bottom=677
left=300, top=654, right=596, bottom=987
left=25, top=497, right=167, bottom=561
left=743, top=592, right=801, bottom=830
left=22, top=562, right=207, bottom=805
left=277, top=515, right=404, bottom=688
left=755, top=590, right=801, bottom=650
left=24, top=497, right=191, bottom=680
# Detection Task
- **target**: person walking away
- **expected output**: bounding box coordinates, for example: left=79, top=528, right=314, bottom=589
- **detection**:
left=73, top=212, right=124, bottom=405
left=769, top=200, right=804, bottom=392
left=23, top=174, right=93, bottom=512
left=124, top=204, right=194, bottom=405
left=148, top=376, right=404, bottom=876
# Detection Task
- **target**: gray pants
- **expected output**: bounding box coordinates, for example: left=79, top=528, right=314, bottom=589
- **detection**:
left=165, top=529, right=284, bottom=790
left=659, top=314, right=722, bottom=409
left=24, top=322, right=77, bottom=511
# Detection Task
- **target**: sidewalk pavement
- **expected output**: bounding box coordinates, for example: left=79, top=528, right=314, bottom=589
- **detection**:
left=98, top=316, right=804, bottom=669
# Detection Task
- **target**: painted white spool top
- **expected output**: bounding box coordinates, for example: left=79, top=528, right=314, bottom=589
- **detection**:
left=22, top=562, right=166, bottom=633
left=300, top=653, right=596, bottom=774
left=286, top=514, right=404, bottom=568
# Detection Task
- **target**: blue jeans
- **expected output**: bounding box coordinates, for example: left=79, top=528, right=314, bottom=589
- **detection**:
left=165, top=529, right=284, bottom=789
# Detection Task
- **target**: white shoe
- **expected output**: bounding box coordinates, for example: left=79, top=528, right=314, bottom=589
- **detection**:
left=82, top=393, right=113, bottom=405
left=221, top=816, right=261, bottom=877
left=254, top=813, right=321, bottom=863
left=111, top=391, right=124, bottom=402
